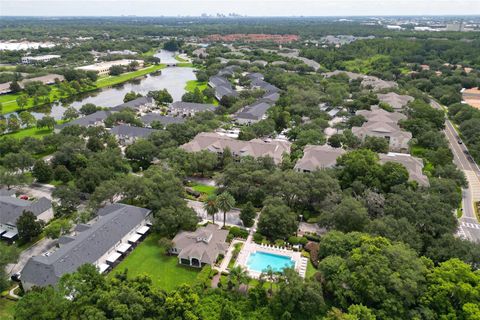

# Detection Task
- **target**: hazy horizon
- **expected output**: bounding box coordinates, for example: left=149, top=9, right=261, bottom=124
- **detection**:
left=1, top=0, right=479, bottom=17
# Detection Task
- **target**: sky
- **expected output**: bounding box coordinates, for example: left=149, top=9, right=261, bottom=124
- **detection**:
left=1, top=0, right=479, bottom=17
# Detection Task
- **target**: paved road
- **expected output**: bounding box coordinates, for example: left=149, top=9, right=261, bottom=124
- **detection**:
left=431, top=100, right=480, bottom=242
left=6, top=237, right=57, bottom=276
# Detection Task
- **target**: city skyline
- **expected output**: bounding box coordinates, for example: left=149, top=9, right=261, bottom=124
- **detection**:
left=1, top=0, right=480, bottom=17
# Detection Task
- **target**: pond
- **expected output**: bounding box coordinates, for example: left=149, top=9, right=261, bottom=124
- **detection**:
left=7, top=50, right=195, bottom=121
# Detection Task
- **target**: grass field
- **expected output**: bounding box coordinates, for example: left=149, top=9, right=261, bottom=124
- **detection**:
left=184, top=80, right=219, bottom=106
left=0, top=298, right=16, bottom=320
left=109, top=234, right=200, bottom=291
left=4, top=126, right=53, bottom=139
left=192, top=184, right=217, bottom=198
left=0, top=64, right=166, bottom=115
left=185, top=80, right=208, bottom=93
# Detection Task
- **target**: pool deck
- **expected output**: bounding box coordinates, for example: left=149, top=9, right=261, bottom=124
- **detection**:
left=235, top=242, right=307, bottom=278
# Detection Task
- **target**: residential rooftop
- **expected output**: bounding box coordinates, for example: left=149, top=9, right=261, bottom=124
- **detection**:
left=294, top=144, right=346, bottom=172
left=21, top=204, right=151, bottom=288
left=180, top=132, right=291, bottom=164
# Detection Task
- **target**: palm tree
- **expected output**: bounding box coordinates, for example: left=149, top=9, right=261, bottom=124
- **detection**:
left=228, top=266, right=250, bottom=292
left=216, top=192, right=236, bottom=227
left=261, top=265, right=277, bottom=295
left=203, top=194, right=219, bottom=224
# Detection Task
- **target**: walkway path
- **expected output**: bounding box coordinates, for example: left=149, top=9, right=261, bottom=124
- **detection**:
left=217, top=239, right=245, bottom=273
left=9, top=285, right=20, bottom=299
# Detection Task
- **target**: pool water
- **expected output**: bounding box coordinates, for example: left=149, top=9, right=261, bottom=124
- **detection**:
left=246, top=251, right=295, bottom=273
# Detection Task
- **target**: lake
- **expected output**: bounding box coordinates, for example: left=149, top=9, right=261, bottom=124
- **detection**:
left=12, top=60, right=195, bottom=120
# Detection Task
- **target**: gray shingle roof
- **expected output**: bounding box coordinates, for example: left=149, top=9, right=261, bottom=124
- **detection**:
left=235, top=101, right=273, bottom=121
left=111, top=96, right=154, bottom=112
left=170, top=101, right=216, bottom=112
left=56, top=110, right=112, bottom=130
left=173, top=224, right=228, bottom=265
left=0, top=196, right=52, bottom=226
left=110, top=124, right=158, bottom=139
left=21, top=203, right=150, bottom=288
left=140, top=114, right=186, bottom=127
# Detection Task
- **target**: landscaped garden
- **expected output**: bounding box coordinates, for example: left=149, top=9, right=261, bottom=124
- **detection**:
left=108, top=233, right=200, bottom=291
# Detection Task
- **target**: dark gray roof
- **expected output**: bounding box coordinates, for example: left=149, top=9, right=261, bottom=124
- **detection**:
left=251, top=79, right=280, bottom=93
left=21, top=203, right=151, bottom=288
left=247, top=73, right=264, bottom=80
left=209, top=76, right=230, bottom=88
left=56, top=110, right=112, bottom=130
left=111, top=96, right=154, bottom=112
left=110, top=125, right=158, bottom=139
left=140, top=114, right=186, bottom=127
left=170, top=101, right=216, bottom=112
left=235, top=101, right=273, bottom=121
left=0, top=188, right=15, bottom=197
left=0, top=196, right=51, bottom=226
left=262, top=91, right=280, bottom=103
left=215, top=86, right=238, bottom=99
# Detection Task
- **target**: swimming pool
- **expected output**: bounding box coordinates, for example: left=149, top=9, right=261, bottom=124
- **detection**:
left=246, top=251, right=295, bottom=273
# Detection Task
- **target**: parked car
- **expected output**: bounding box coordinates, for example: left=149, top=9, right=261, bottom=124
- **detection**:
left=458, top=140, right=463, bottom=144
left=19, top=195, right=28, bottom=200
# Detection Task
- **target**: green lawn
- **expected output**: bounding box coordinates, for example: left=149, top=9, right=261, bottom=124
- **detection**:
left=192, top=183, right=217, bottom=197
left=0, top=64, right=166, bottom=115
left=4, top=126, right=53, bottom=139
left=185, top=80, right=207, bottom=93
left=0, top=298, right=16, bottom=320
left=95, top=64, right=165, bottom=88
left=306, top=260, right=317, bottom=279
left=109, top=234, right=200, bottom=291
left=175, top=55, right=189, bottom=63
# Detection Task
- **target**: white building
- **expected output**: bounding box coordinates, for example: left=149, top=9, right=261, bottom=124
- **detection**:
left=76, top=59, right=144, bottom=76
left=21, top=55, right=61, bottom=64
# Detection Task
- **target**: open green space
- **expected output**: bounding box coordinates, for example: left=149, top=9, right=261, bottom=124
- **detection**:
left=185, top=80, right=207, bottom=93
left=175, top=55, right=189, bottom=63
left=109, top=233, right=200, bottom=291
left=0, top=64, right=166, bottom=115
left=192, top=183, right=217, bottom=197
left=95, top=64, right=165, bottom=88
left=4, top=126, right=53, bottom=139
left=0, top=298, right=16, bottom=320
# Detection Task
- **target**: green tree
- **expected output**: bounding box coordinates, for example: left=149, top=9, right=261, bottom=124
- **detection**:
left=16, top=95, right=28, bottom=110
left=320, top=197, right=369, bottom=233
left=216, top=192, right=236, bottom=227
left=258, top=197, right=298, bottom=240
left=420, top=258, right=480, bottom=318
left=52, top=185, right=81, bottom=215
left=109, top=65, right=124, bottom=76
left=19, top=111, right=36, bottom=128
left=123, top=91, right=142, bottom=102
left=79, top=103, right=100, bottom=115
left=240, top=201, right=256, bottom=227
left=32, top=159, right=53, bottom=183
left=44, top=219, right=72, bottom=239
left=62, top=107, right=79, bottom=121
left=37, top=116, right=56, bottom=129
left=7, top=114, right=21, bottom=132
left=362, top=136, right=389, bottom=153
left=203, top=194, right=219, bottom=224
left=17, top=210, right=43, bottom=242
